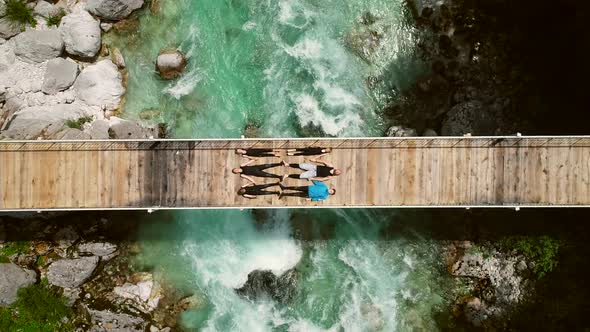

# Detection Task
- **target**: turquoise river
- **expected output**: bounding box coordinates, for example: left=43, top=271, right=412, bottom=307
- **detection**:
left=109, top=0, right=455, bottom=330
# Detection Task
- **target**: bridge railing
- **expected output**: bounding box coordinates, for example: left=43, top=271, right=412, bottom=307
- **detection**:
left=0, top=136, right=589, bottom=151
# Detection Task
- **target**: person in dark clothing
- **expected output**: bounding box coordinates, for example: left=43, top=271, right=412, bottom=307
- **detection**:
left=238, top=182, right=281, bottom=199
left=235, top=148, right=280, bottom=157
left=283, top=157, right=341, bottom=181
left=287, top=147, right=332, bottom=156
left=232, top=156, right=284, bottom=179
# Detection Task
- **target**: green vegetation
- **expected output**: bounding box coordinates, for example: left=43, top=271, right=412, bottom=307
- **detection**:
left=46, top=9, right=67, bottom=27
left=65, top=116, right=93, bottom=130
left=0, top=241, right=31, bottom=257
left=501, top=236, right=560, bottom=279
left=4, top=0, right=37, bottom=27
left=0, top=284, right=74, bottom=332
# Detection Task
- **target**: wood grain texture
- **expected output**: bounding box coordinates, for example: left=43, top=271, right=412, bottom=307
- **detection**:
left=0, top=138, right=588, bottom=209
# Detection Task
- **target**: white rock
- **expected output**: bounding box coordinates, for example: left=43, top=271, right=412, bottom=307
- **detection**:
left=86, top=0, right=144, bottom=21
left=85, top=119, right=110, bottom=138
left=42, top=58, right=79, bottom=94
left=156, top=49, right=187, bottom=79
left=47, top=256, right=99, bottom=288
left=0, top=17, right=23, bottom=39
left=108, top=116, right=153, bottom=138
left=34, top=1, right=61, bottom=18
left=2, top=103, right=94, bottom=139
left=100, top=22, right=113, bottom=32
left=74, top=60, right=124, bottom=111
left=0, top=263, right=36, bottom=306
left=13, top=30, right=63, bottom=63
left=53, top=127, right=92, bottom=139
left=59, top=10, right=101, bottom=58
left=113, top=272, right=161, bottom=312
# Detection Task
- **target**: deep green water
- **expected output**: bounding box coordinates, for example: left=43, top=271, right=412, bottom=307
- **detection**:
left=110, top=0, right=452, bottom=330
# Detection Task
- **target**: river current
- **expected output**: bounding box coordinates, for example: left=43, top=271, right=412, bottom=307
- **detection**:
left=110, top=0, right=453, bottom=330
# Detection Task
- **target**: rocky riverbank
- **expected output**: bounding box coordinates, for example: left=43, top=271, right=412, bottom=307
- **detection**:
left=0, top=0, right=172, bottom=140
left=0, top=212, right=205, bottom=331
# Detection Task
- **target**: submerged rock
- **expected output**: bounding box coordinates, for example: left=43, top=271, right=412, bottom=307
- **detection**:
left=42, top=58, right=79, bottom=95
left=235, top=269, right=298, bottom=303
left=59, top=10, right=102, bottom=58
left=155, top=49, right=187, bottom=80
left=74, top=59, right=125, bottom=111
left=0, top=263, right=36, bottom=306
left=13, top=30, right=63, bottom=63
left=87, top=0, right=144, bottom=21
left=47, top=256, right=99, bottom=288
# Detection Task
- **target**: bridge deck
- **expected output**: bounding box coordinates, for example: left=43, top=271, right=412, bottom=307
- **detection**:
left=0, top=137, right=589, bottom=210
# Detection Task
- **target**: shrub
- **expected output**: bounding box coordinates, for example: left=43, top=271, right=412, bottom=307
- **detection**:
left=65, top=116, right=93, bottom=130
left=0, top=241, right=31, bottom=256
left=46, top=9, right=66, bottom=27
left=501, top=235, right=560, bottom=279
left=0, top=284, right=75, bottom=332
left=5, top=0, right=37, bottom=27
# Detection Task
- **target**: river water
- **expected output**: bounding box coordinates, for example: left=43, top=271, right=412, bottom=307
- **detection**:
left=110, top=0, right=453, bottom=330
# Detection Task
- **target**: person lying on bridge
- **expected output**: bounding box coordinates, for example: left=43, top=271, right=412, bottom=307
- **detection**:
left=283, top=157, right=341, bottom=181
left=278, top=181, right=336, bottom=201
left=232, top=157, right=283, bottom=179
left=238, top=182, right=281, bottom=199
left=287, top=147, right=332, bottom=156
left=235, top=148, right=280, bottom=158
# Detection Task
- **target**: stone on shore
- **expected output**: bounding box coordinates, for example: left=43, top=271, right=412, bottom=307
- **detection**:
left=0, top=17, right=23, bottom=39
left=155, top=49, right=187, bottom=79
left=1, top=104, right=94, bottom=139
left=441, top=100, right=495, bottom=136
left=47, top=256, right=99, bottom=288
left=387, top=125, right=417, bottom=137
left=87, top=0, right=144, bottom=21
left=108, top=116, right=153, bottom=138
left=42, top=58, right=79, bottom=94
left=53, top=127, right=92, bottom=139
left=113, top=272, right=161, bottom=312
left=78, top=242, right=117, bottom=257
left=86, top=307, right=147, bottom=332
left=111, top=47, right=125, bottom=69
left=74, top=59, right=124, bottom=111
left=85, top=119, right=110, bottom=138
left=34, top=1, right=61, bottom=18
left=0, top=263, right=36, bottom=306
left=13, top=30, right=63, bottom=63
left=60, top=10, right=101, bottom=58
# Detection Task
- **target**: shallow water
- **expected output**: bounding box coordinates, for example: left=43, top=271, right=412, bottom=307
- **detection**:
left=109, top=0, right=450, bottom=330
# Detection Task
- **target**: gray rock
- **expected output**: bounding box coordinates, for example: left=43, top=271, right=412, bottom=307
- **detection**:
left=13, top=30, right=63, bottom=63
left=59, top=10, right=101, bottom=58
left=62, top=287, right=80, bottom=306
left=386, top=125, right=417, bottom=137
left=441, top=100, right=495, bottom=136
left=113, top=272, right=161, bottom=312
left=78, top=242, right=117, bottom=257
left=0, top=263, right=36, bottom=306
left=108, top=116, right=152, bottom=138
left=0, top=0, right=5, bottom=17
left=155, top=49, right=187, bottom=79
left=86, top=0, right=144, bottom=21
left=42, top=58, right=79, bottom=94
left=464, top=297, right=488, bottom=327
left=85, top=119, right=110, bottom=138
left=2, top=104, right=94, bottom=139
left=53, top=127, right=92, bottom=139
left=53, top=225, right=79, bottom=249
left=0, top=38, right=15, bottom=72
left=422, top=128, right=438, bottom=136
left=0, top=17, right=23, bottom=39
left=87, top=307, right=147, bottom=332
left=74, top=60, right=124, bottom=111
left=34, top=1, right=61, bottom=18
left=47, top=256, right=99, bottom=288
left=236, top=268, right=298, bottom=303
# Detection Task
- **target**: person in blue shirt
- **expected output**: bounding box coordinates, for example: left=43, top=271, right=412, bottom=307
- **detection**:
left=278, top=180, right=336, bottom=201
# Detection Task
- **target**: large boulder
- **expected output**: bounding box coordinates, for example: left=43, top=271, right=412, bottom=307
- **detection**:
left=0, top=17, right=23, bottom=39
left=42, top=58, right=79, bottom=94
left=59, top=10, right=101, bottom=58
left=0, top=263, right=36, bottom=306
left=74, top=60, right=124, bottom=110
left=13, top=30, right=63, bottom=63
left=85, top=119, right=110, bottom=138
left=34, top=1, right=61, bottom=18
left=155, top=49, right=187, bottom=79
left=235, top=269, right=298, bottom=303
left=113, top=272, right=161, bottom=312
left=108, top=116, right=153, bottom=138
left=2, top=103, right=94, bottom=139
left=86, top=0, right=144, bottom=21
left=47, top=256, right=99, bottom=288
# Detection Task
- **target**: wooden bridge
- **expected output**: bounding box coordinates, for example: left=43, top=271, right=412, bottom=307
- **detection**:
left=0, top=136, right=589, bottom=211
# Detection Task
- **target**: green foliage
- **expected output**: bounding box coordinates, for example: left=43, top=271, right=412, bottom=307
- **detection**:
left=46, top=9, right=66, bottom=27
left=4, top=0, right=37, bottom=27
left=0, top=255, right=10, bottom=263
left=501, top=236, right=560, bottom=279
left=0, top=284, right=74, bottom=332
left=0, top=241, right=31, bottom=256
left=65, top=116, right=93, bottom=130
